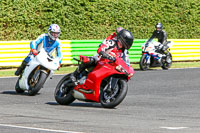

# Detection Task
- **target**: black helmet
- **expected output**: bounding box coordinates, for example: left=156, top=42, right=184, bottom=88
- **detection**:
left=155, top=23, right=163, bottom=31
left=117, top=29, right=134, bottom=50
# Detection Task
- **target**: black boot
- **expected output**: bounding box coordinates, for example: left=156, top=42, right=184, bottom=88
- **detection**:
left=15, top=61, right=27, bottom=76
left=70, top=67, right=80, bottom=81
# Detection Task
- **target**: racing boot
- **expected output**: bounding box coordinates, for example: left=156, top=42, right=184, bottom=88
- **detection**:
left=15, top=61, right=27, bottom=76
left=70, top=67, right=81, bottom=85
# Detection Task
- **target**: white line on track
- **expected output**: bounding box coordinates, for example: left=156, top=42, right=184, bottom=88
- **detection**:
left=0, top=124, right=84, bottom=133
left=160, top=126, right=189, bottom=130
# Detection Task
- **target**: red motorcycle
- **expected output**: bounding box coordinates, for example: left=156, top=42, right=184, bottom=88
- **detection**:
left=54, top=56, right=134, bottom=108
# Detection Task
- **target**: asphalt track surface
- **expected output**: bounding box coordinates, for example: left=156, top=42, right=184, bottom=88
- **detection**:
left=0, top=68, right=200, bottom=133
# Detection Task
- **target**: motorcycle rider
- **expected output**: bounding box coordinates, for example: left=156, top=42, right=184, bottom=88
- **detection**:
left=71, top=28, right=134, bottom=83
left=145, top=23, right=169, bottom=62
left=98, top=27, right=130, bottom=66
left=15, top=24, right=62, bottom=76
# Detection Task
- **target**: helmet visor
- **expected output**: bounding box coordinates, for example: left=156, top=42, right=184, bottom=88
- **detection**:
left=118, top=38, right=130, bottom=50
left=51, top=32, right=60, bottom=39
left=156, top=27, right=162, bottom=31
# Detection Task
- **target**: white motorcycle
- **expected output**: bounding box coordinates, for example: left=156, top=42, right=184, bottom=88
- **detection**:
left=140, top=41, right=173, bottom=70
left=15, top=48, right=60, bottom=96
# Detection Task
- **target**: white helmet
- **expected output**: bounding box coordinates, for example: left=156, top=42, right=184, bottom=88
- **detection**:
left=48, top=24, right=61, bottom=40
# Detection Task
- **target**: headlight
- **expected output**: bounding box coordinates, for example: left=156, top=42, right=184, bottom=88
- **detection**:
left=115, top=65, right=123, bottom=72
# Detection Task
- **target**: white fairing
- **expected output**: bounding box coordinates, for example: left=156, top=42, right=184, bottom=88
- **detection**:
left=142, top=42, right=156, bottom=53
left=142, top=41, right=172, bottom=54
left=19, top=48, right=59, bottom=90
left=167, top=41, right=173, bottom=48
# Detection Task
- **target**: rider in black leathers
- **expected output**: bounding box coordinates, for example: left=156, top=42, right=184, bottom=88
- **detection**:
left=145, top=23, right=170, bottom=62
left=146, top=23, right=167, bottom=46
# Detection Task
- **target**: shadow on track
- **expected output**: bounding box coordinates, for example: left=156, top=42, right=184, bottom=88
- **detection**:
left=46, top=101, right=105, bottom=109
left=0, top=90, right=40, bottom=96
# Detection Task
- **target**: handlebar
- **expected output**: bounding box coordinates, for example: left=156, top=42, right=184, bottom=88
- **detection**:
left=73, top=57, right=80, bottom=62
left=73, top=57, right=81, bottom=64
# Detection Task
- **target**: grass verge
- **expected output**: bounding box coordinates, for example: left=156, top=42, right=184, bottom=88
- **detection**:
left=0, top=61, right=200, bottom=77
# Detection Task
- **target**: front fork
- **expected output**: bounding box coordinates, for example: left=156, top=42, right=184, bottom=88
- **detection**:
left=29, top=66, right=41, bottom=87
left=29, top=66, right=49, bottom=87
left=104, top=77, right=119, bottom=93
left=143, top=53, right=150, bottom=64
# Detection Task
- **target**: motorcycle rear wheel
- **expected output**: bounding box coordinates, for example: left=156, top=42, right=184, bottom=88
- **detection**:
left=100, top=79, right=128, bottom=108
left=54, top=74, right=75, bottom=105
left=139, top=54, right=149, bottom=71
left=161, top=52, right=172, bottom=70
left=28, top=71, right=47, bottom=96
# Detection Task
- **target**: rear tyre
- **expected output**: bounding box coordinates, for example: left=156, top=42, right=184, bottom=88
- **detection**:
left=139, top=54, right=149, bottom=71
left=54, top=74, right=75, bottom=105
left=161, top=52, right=172, bottom=70
left=100, top=79, right=128, bottom=108
left=28, top=72, right=47, bottom=96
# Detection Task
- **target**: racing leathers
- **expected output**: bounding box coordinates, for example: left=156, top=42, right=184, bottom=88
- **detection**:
left=146, top=30, right=167, bottom=45
left=25, top=33, right=62, bottom=63
left=71, top=32, right=131, bottom=82
left=15, top=33, right=62, bottom=76
left=98, top=33, right=130, bottom=66
left=146, top=30, right=169, bottom=57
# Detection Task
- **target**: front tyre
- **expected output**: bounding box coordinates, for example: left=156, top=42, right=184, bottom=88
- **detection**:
left=28, top=71, right=47, bottom=96
left=15, top=78, right=25, bottom=93
left=100, top=79, right=128, bottom=108
left=139, top=54, right=149, bottom=71
left=54, top=74, right=75, bottom=105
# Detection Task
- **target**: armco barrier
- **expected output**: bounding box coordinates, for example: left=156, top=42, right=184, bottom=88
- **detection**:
left=70, top=40, right=145, bottom=64
left=0, top=40, right=72, bottom=66
left=0, top=39, right=200, bottom=67
left=169, top=39, right=200, bottom=61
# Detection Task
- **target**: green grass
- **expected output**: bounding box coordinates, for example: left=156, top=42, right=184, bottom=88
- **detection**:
left=0, top=66, right=77, bottom=77
left=0, top=62, right=200, bottom=77
left=132, top=61, right=200, bottom=70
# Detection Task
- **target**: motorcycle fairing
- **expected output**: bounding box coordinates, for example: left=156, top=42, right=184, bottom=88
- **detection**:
left=73, top=57, right=134, bottom=102
left=18, top=48, right=59, bottom=90
left=19, top=58, right=40, bottom=90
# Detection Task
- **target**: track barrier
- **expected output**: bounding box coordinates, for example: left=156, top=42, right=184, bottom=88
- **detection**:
left=0, top=39, right=200, bottom=67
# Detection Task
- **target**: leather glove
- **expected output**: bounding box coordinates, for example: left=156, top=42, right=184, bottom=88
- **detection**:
left=99, top=51, right=116, bottom=62
left=80, top=55, right=90, bottom=63
left=58, top=63, right=61, bottom=68
left=31, top=49, right=38, bottom=56
left=107, top=56, right=116, bottom=62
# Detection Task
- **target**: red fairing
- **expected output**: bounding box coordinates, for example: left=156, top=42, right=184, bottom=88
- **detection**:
left=74, top=56, right=134, bottom=102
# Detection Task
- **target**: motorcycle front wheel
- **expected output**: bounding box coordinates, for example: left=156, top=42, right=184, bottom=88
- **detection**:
left=28, top=71, right=48, bottom=96
left=139, top=54, right=150, bottom=71
left=15, top=78, right=25, bottom=93
left=54, top=74, right=75, bottom=105
left=100, top=79, right=128, bottom=108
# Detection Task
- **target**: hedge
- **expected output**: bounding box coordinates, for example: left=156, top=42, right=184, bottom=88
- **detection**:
left=0, top=0, right=199, bottom=40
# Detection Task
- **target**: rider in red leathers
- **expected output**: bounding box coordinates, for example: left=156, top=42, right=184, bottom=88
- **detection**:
left=97, top=27, right=131, bottom=66
left=71, top=29, right=134, bottom=83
